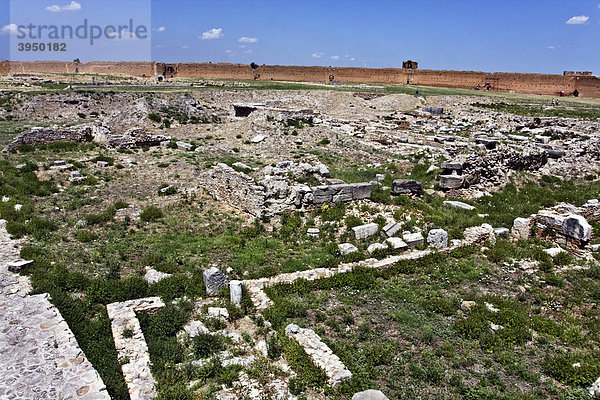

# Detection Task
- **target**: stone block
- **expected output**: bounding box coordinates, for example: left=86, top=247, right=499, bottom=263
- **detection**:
left=441, top=161, right=463, bottom=172
left=403, top=232, right=424, bottom=247
left=307, top=228, right=320, bottom=238
left=176, top=141, right=193, bottom=151
left=494, top=227, right=510, bottom=236
left=367, top=243, right=388, bottom=254
left=348, top=182, right=372, bottom=200
left=439, top=174, right=464, bottom=189
left=353, top=223, right=379, bottom=240
left=7, top=259, right=33, bottom=273
left=338, top=243, right=358, bottom=256
left=511, top=217, right=531, bottom=240
left=443, top=200, right=475, bottom=211
left=562, top=214, right=592, bottom=241
left=386, top=237, right=408, bottom=250
left=203, top=267, right=229, bottom=296
left=391, top=179, right=423, bottom=195
left=352, top=390, right=389, bottom=400
left=230, top=280, right=243, bottom=306
left=381, top=221, right=401, bottom=237
left=427, top=229, right=448, bottom=249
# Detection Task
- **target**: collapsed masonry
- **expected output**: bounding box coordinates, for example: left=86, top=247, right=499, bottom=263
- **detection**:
left=511, top=200, right=598, bottom=251
left=2, top=124, right=170, bottom=153
left=197, top=162, right=372, bottom=218
left=3, top=126, right=91, bottom=152
left=439, top=145, right=549, bottom=190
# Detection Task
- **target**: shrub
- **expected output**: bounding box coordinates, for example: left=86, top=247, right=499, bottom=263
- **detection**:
left=148, top=113, right=162, bottom=123
left=150, top=274, right=202, bottom=302
left=156, top=384, right=193, bottom=400
left=319, top=202, right=346, bottom=222
left=193, top=332, right=225, bottom=358
left=553, top=251, right=573, bottom=267
left=76, top=230, right=98, bottom=243
left=140, top=205, right=164, bottom=222
left=281, top=334, right=327, bottom=388
left=267, top=333, right=283, bottom=359
left=91, top=154, right=115, bottom=166
left=85, top=207, right=116, bottom=225
left=6, top=221, right=27, bottom=238
left=344, top=215, right=363, bottom=229
left=263, top=298, right=307, bottom=330
left=423, top=295, right=460, bottom=316
left=113, top=200, right=128, bottom=210
left=542, top=351, right=600, bottom=386
left=86, top=277, right=149, bottom=305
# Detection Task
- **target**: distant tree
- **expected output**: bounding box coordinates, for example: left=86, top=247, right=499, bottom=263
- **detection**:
left=73, top=58, right=81, bottom=64
left=250, top=62, right=258, bottom=70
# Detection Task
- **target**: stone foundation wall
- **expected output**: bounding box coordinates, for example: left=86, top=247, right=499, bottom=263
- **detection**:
left=309, top=183, right=372, bottom=204
left=3, top=126, right=89, bottom=152
left=197, top=163, right=267, bottom=218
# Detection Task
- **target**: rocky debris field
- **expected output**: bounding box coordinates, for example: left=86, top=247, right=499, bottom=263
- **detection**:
left=2, top=81, right=600, bottom=400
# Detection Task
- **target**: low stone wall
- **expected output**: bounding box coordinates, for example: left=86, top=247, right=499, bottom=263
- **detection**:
left=105, top=128, right=171, bottom=149
left=512, top=200, right=598, bottom=250
left=285, top=323, right=352, bottom=388
left=198, top=163, right=267, bottom=218
left=106, top=297, right=165, bottom=400
left=0, top=221, right=110, bottom=400
left=3, top=126, right=89, bottom=152
left=243, top=224, right=495, bottom=310
left=4, top=125, right=170, bottom=153
left=309, top=183, right=372, bottom=204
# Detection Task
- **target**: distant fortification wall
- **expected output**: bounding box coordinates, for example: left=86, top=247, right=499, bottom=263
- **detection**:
left=3, top=60, right=600, bottom=98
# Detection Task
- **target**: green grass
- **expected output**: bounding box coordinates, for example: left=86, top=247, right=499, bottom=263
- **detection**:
left=261, top=246, right=600, bottom=399
left=473, top=102, right=600, bottom=120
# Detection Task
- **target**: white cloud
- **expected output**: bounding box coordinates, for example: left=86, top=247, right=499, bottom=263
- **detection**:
left=244, top=49, right=253, bottom=54
left=566, top=15, right=589, bottom=25
left=106, top=30, right=139, bottom=40
left=46, top=1, right=81, bottom=12
left=238, top=36, right=258, bottom=43
left=312, top=52, right=324, bottom=59
left=546, top=45, right=556, bottom=50
left=157, top=26, right=166, bottom=32
left=1, top=24, right=19, bottom=35
left=200, top=28, right=223, bottom=40
left=181, top=45, right=189, bottom=49
left=330, top=55, right=341, bottom=60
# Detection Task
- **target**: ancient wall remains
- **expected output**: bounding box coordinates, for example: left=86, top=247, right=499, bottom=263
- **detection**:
left=2, top=60, right=599, bottom=98
left=3, top=126, right=89, bottom=152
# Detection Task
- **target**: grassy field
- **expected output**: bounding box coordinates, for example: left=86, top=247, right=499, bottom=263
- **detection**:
left=2, top=76, right=600, bottom=399
left=3, top=73, right=600, bottom=109
left=2, top=140, right=600, bottom=399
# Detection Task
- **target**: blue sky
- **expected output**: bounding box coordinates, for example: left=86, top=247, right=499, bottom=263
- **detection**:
left=1, top=0, right=599, bottom=74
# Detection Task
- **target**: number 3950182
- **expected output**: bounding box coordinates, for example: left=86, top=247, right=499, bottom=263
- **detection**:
left=18, top=43, right=67, bottom=51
